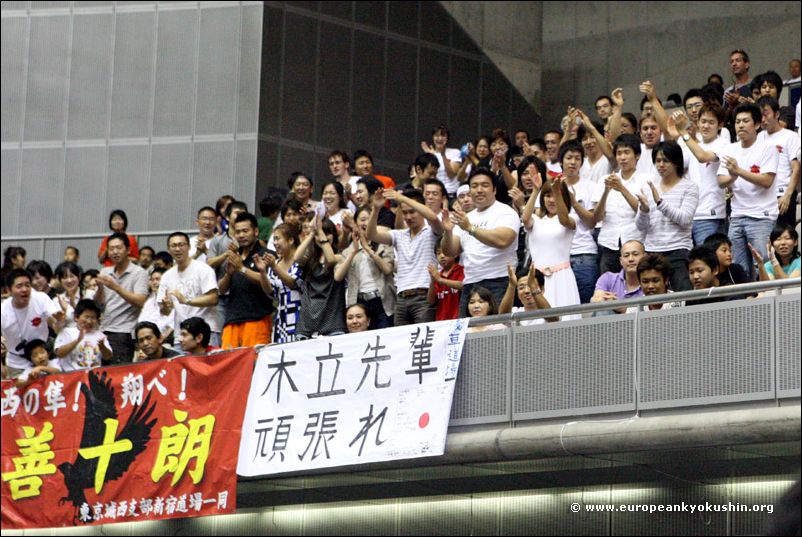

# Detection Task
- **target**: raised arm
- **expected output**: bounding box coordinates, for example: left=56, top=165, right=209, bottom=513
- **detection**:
left=640, top=80, right=672, bottom=138
left=366, top=190, right=394, bottom=245
left=383, top=188, right=443, bottom=235
left=607, top=88, right=624, bottom=141
left=576, top=107, right=613, bottom=159
left=674, top=111, right=719, bottom=162
left=552, top=177, right=576, bottom=230
left=521, top=183, right=541, bottom=230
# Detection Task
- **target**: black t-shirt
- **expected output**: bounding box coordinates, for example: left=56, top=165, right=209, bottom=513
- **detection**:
left=224, top=245, right=275, bottom=326
left=718, top=264, right=751, bottom=287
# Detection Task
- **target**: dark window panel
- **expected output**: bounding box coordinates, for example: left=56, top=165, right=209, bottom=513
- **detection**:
left=320, top=1, right=352, bottom=21
left=282, top=13, right=318, bottom=142
left=451, top=17, right=480, bottom=54
left=419, top=1, right=449, bottom=47
left=354, top=1, right=386, bottom=30
left=351, top=31, right=385, bottom=159
left=510, top=91, right=540, bottom=140
left=256, top=140, right=279, bottom=203
left=316, top=22, right=352, bottom=150
left=480, top=62, right=511, bottom=135
left=448, top=55, right=480, bottom=143
left=417, top=47, right=449, bottom=141
left=383, top=40, right=417, bottom=164
left=278, top=145, right=317, bottom=187
left=388, top=1, right=418, bottom=38
left=258, top=7, right=284, bottom=137
left=285, top=1, right=319, bottom=12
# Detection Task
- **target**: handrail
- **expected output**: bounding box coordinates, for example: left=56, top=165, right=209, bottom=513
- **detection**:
left=468, top=277, right=801, bottom=326
left=1, top=229, right=196, bottom=241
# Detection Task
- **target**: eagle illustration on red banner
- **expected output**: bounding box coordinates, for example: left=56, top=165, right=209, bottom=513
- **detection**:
left=1, top=349, right=255, bottom=530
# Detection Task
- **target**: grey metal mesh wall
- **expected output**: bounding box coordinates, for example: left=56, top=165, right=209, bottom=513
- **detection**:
left=776, top=294, right=801, bottom=396
left=638, top=299, right=775, bottom=409
left=513, top=316, right=636, bottom=419
left=1, top=2, right=262, bottom=240
left=449, top=330, right=510, bottom=425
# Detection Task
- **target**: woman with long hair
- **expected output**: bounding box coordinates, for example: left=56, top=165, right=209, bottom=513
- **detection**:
left=254, top=223, right=303, bottom=343
left=751, top=224, right=801, bottom=280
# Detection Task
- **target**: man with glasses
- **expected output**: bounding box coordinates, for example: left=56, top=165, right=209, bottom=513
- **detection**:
left=158, top=232, right=220, bottom=349
left=94, top=232, right=149, bottom=363
left=189, top=206, right=218, bottom=263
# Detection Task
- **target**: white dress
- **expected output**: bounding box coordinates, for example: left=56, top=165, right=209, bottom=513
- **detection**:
left=526, top=214, right=581, bottom=321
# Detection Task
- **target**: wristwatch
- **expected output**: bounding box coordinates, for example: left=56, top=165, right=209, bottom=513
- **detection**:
left=681, top=133, right=691, bottom=142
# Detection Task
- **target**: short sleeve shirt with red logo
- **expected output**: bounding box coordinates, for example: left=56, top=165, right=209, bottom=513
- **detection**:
left=434, top=263, right=464, bottom=321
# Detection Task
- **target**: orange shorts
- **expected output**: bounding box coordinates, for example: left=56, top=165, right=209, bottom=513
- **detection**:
left=221, top=315, right=272, bottom=348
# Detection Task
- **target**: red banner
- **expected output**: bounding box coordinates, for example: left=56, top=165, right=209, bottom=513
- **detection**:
left=1, top=349, right=255, bottom=530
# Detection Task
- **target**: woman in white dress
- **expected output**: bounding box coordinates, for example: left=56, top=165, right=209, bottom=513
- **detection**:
left=521, top=176, right=581, bottom=320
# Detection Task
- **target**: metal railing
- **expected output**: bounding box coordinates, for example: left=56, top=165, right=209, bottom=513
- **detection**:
left=467, top=277, right=801, bottom=326
left=1, top=229, right=196, bottom=262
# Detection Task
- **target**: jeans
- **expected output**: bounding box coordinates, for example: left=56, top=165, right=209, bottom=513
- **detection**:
left=570, top=254, right=599, bottom=304
left=650, top=248, right=691, bottom=291
left=777, top=191, right=799, bottom=228
left=599, top=246, right=621, bottom=275
left=692, top=219, right=725, bottom=246
left=728, top=217, right=774, bottom=281
left=459, top=277, right=509, bottom=318
left=394, top=293, right=435, bottom=326
left=358, top=296, right=392, bottom=329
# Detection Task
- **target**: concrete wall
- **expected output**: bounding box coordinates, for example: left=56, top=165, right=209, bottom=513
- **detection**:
left=441, top=1, right=543, bottom=111
left=542, top=1, right=802, bottom=129
left=1, top=1, right=262, bottom=246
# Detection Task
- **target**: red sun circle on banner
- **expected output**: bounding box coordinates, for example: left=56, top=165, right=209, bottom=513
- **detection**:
left=418, top=413, right=430, bottom=429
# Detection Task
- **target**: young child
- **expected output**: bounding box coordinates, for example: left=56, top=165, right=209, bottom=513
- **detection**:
left=427, top=240, right=464, bottom=321
left=137, top=267, right=175, bottom=345
left=17, top=339, right=62, bottom=386
left=54, top=299, right=113, bottom=370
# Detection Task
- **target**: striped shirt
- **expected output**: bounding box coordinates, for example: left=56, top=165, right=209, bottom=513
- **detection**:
left=389, top=225, right=440, bottom=293
left=635, top=177, right=699, bottom=252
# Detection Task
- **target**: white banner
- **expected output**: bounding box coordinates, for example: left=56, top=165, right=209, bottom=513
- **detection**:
left=236, top=319, right=468, bottom=476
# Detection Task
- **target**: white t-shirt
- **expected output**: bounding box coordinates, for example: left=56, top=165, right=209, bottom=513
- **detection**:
left=55, top=327, right=112, bottom=372
left=437, top=148, right=463, bottom=195
left=567, top=177, right=598, bottom=255
left=188, top=234, right=214, bottom=263
left=546, top=161, right=562, bottom=175
left=138, top=295, right=176, bottom=338
left=757, top=128, right=801, bottom=196
left=454, top=201, right=520, bottom=284
left=18, top=359, right=62, bottom=383
left=636, top=145, right=656, bottom=176
left=156, top=260, right=219, bottom=332
left=1, top=291, right=60, bottom=370
left=580, top=155, right=612, bottom=184
left=592, top=172, right=650, bottom=250
left=717, top=139, right=779, bottom=219
left=681, top=136, right=729, bottom=220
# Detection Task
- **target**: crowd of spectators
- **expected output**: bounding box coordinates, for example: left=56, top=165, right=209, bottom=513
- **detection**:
left=1, top=49, right=800, bottom=379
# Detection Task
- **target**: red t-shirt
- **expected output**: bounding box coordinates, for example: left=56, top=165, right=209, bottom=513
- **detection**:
left=98, top=234, right=140, bottom=267
left=434, top=263, right=464, bottom=321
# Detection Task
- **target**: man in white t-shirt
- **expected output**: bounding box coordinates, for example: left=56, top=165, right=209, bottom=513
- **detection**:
left=717, top=103, right=779, bottom=280
left=158, top=232, right=220, bottom=348
left=757, top=96, right=801, bottom=228
left=592, top=134, right=650, bottom=274
left=1, top=269, right=63, bottom=378
left=188, top=206, right=217, bottom=263
left=673, top=103, right=730, bottom=245
left=442, top=168, right=520, bottom=316
left=421, top=125, right=462, bottom=197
